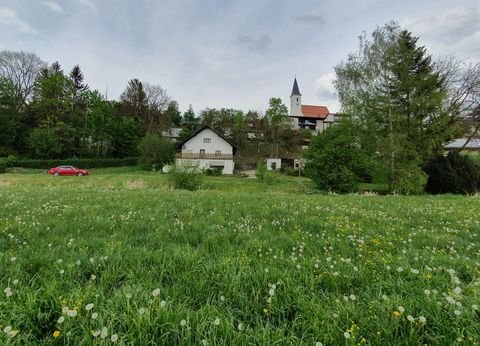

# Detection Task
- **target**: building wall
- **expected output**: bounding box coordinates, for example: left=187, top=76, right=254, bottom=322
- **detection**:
left=176, top=158, right=234, bottom=175
left=290, top=95, right=302, bottom=117
left=182, top=128, right=233, bottom=155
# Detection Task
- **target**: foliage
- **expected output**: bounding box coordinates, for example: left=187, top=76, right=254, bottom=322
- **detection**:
left=255, top=160, right=275, bottom=184
left=204, top=167, right=223, bottom=176
left=14, top=157, right=138, bottom=169
left=334, top=23, right=457, bottom=193
left=304, top=122, right=373, bottom=193
left=169, top=162, right=203, bottom=190
left=138, top=133, right=174, bottom=170
left=264, top=97, right=289, bottom=157
left=1, top=173, right=480, bottom=344
left=0, top=158, right=6, bottom=173
left=0, top=77, right=22, bottom=155
left=424, top=152, right=480, bottom=194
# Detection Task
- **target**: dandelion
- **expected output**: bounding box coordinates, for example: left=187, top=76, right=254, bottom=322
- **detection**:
left=237, top=323, right=244, bottom=331
left=269, top=288, right=275, bottom=296
left=315, top=342, right=324, bottom=346
left=214, top=318, right=221, bottom=326
left=344, top=332, right=351, bottom=339
left=398, top=306, right=405, bottom=313
left=3, top=326, right=12, bottom=334
left=201, top=340, right=208, bottom=346
left=100, top=327, right=108, bottom=339
left=59, top=269, right=65, bottom=275
left=407, top=315, right=414, bottom=322
left=4, top=287, right=12, bottom=297
left=419, top=316, right=426, bottom=323
left=472, top=305, right=479, bottom=311
left=180, top=319, right=187, bottom=327
left=67, top=309, right=77, bottom=317
left=152, top=288, right=160, bottom=297
left=62, top=306, right=69, bottom=314
left=13, top=279, right=18, bottom=285
left=111, top=334, right=118, bottom=342
left=160, top=300, right=166, bottom=308
left=92, top=330, right=101, bottom=337
left=57, top=316, right=65, bottom=324
left=91, top=312, right=98, bottom=320
left=263, top=308, right=269, bottom=314
left=11, top=256, right=16, bottom=262
left=397, top=267, right=403, bottom=272
left=53, top=330, right=60, bottom=338
left=85, top=303, right=94, bottom=311
left=138, top=308, right=146, bottom=315
left=424, top=289, right=431, bottom=296
left=76, top=260, right=81, bottom=266
left=393, top=311, right=401, bottom=317
left=453, top=287, right=462, bottom=295
left=349, top=294, right=356, bottom=301
left=454, top=310, right=461, bottom=316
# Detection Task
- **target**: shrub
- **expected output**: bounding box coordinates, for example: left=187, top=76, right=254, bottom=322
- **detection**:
left=424, top=152, right=480, bottom=194
left=304, top=124, right=373, bottom=193
left=14, top=157, right=138, bottom=169
left=204, top=167, right=223, bottom=176
left=391, top=164, right=428, bottom=195
left=169, top=163, right=203, bottom=191
left=255, top=160, right=275, bottom=185
left=5, top=155, right=16, bottom=167
left=0, top=159, right=6, bottom=174
left=138, top=133, right=174, bottom=170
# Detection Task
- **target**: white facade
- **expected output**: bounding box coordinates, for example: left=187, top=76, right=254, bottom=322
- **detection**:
left=266, top=158, right=281, bottom=171
left=176, top=127, right=235, bottom=174
left=290, top=94, right=302, bottom=117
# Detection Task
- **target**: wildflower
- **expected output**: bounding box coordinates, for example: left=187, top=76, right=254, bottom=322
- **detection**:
left=92, top=330, right=101, bottom=337
left=67, top=309, right=77, bottom=317
left=237, top=323, right=244, bottom=331
left=472, top=305, right=479, bottom=311
left=315, top=342, right=324, bottom=346
left=349, top=294, right=356, bottom=301
left=57, top=259, right=62, bottom=264
left=424, top=289, right=431, bottom=296
left=85, top=303, right=94, bottom=311
left=90, top=274, right=96, bottom=280
left=138, top=308, right=146, bottom=315
left=4, top=287, right=12, bottom=297
left=453, top=287, right=462, bottom=295
left=100, top=327, right=108, bottom=339
left=53, top=330, right=60, bottom=338
left=76, top=260, right=81, bottom=266
left=59, top=269, right=65, bottom=275
left=160, top=300, right=166, bottom=308
left=382, top=295, right=388, bottom=300
left=269, top=288, right=275, bottom=296
left=407, top=315, right=414, bottom=322
left=3, top=326, right=12, bottom=334
left=214, top=318, right=220, bottom=326
left=398, top=306, right=405, bottom=313
left=344, top=332, right=351, bottom=339
left=454, top=310, right=461, bottom=316
left=57, top=316, right=65, bottom=324
left=152, top=288, right=160, bottom=297
left=263, top=308, right=269, bottom=314
left=201, top=340, right=208, bottom=346
left=91, top=312, right=98, bottom=319
left=220, top=295, right=225, bottom=301
left=180, top=319, right=187, bottom=327
left=397, top=267, right=403, bottom=272
left=62, top=306, right=69, bottom=314
left=11, top=256, right=16, bottom=262
left=111, top=334, right=118, bottom=342
left=393, top=311, right=401, bottom=317
left=419, top=316, right=426, bottom=323
left=13, top=279, right=18, bottom=285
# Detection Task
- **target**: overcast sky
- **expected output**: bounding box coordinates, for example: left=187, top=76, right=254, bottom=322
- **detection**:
left=0, top=0, right=478, bottom=114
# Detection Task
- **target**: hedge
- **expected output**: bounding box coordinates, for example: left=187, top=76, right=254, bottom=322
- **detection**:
left=14, top=157, right=138, bottom=169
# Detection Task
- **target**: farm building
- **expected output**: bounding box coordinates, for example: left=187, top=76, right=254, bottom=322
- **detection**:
left=176, top=126, right=236, bottom=175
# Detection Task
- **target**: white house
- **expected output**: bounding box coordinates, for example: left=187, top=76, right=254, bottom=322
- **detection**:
left=289, top=78, right=339, bottom=134
left=175, top=126, right=236, bottom=174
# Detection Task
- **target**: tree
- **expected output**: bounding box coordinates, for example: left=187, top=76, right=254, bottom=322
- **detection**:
left=138, top=133, right=174, bottom=170
left=264, top=97, right=289, bottom=157
left=304, top=122, right=373, bottom=193
left=164, top=100, right=182, bottom=126
left=178, top=105, right=199, bottom=141
left=143, top=82, right=170, bottom=133
left=0, top=77, right=22, bottom=155
left=119, top=78, right=147, bottom=136
left=334, top=23, right=455, bottom=193
left=0, top=50, right=46, bottom=109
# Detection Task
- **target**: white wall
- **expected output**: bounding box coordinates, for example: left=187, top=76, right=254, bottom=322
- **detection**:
left=176, top=158, right=234, bottom=175
left=182, top=128, right=233, bottom=155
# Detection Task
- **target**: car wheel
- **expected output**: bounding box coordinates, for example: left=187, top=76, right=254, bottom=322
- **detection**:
left=54, top=172, right=59, bottom=176
left=77, top=172, right=83, bottom=176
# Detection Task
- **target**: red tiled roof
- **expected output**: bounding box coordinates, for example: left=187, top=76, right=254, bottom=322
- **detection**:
left=301, top=105, right=330, bottom=119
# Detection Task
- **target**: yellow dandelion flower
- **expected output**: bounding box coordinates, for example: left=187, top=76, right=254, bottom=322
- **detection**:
left=263, top=308, right=269, bottom=314
left=393, top=311, right=401, bottom=317
left=53, top=330, right=60, bottom=338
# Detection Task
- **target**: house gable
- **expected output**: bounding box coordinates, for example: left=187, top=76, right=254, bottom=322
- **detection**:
left=180, top=127, right=234, bottom=155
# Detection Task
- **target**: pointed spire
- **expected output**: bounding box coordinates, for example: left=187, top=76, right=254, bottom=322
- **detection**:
left=291, top=77, right=301, bottom=96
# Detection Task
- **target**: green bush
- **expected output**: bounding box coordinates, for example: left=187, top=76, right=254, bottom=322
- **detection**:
left=14, top=157, right=138, bottom=169
left=138, top=133, right=174, bottom=170
left=204, top=167, right=223, bottom=176
left=0, top=159, right=6, bottom=174
left=5, top=154, right=17, bottom=167
left=424, top=152, right=480, bottom=194
left=391, top=164, right=428, bottom=195
left=169, top=163, right=203, bottom=191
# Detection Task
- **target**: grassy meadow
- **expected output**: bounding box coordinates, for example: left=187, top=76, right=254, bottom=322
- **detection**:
left=1, top=168, right=479, bottom=345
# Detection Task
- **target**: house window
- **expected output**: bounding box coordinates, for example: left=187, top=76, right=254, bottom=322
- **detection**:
left=203, top=138, right=211, bottom=143
left=200, top=149, right=205, bottom=158
left=215, top=150, right=221, bottom=157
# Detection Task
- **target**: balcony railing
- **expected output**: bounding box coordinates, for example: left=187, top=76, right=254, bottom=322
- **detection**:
left=176, top=153, right=233, bottom=159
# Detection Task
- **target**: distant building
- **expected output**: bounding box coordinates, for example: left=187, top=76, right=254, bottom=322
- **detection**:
left=445, top=138, right=480, bottom=151
left=161, top=127, right=183, bottom=142
left=176, top=126, right=236, bottom=174
left=289, top=78, right=339, bottom=134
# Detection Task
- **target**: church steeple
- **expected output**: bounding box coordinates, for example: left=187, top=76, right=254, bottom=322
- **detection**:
left=291, top=77, right=302, bottom=96
left=290, top=77, right=302, bottom=117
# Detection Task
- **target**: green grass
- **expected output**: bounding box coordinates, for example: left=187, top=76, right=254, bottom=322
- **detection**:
left=0, top=170, right=479, bottom=344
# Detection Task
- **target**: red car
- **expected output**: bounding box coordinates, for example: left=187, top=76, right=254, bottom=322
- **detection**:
left=48, top=165, right=89, bottom=176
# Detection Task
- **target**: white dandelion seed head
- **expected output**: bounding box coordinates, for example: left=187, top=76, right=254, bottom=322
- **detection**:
left=85, top=303, right=94, bottom=311
left=152, top=288, right=160, bottom=297
left=214, top=318, right=220, bottom=326
left=419, top=316, right=426, bottom=323
left=13, top=279, right=18, bottom=285
left=111, top=334, right=118, bottom=342
left=472, top=304, right=479, bottom=311
left=407, top=315, right=414, bottom=321
left=315, top=342, right=324, bottom=346
left=349, top=294, right=356, bottom=301
left=3, top=325, right=12, bottom=333
left=180, top=319, right=187, bottom=326
left=237, top=323, right=244, bottom=331
left=67, top=309, right=77, bottom=317
left=453, top=287, right=462, bottom=295
left=344, top=332, right=351, bottom=339
left=160, top=300, right=166, bottom=308
left=91, top=312, right=98, bottom=320
left=398, top=306, right=405, bottom=313
left=57, top=316, right=65, bottom=324
left=454, top=310, right=461, bottom=316
left=100, top=327, right=108, bottom=339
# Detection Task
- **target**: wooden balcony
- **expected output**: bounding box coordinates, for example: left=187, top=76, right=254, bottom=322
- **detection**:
left=176, top=153, right=233, bottom=159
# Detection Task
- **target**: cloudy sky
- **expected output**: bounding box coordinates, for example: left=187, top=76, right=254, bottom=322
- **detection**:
left=0, top=0, right=478, bottom=114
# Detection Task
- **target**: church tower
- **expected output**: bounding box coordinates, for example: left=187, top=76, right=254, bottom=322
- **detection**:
left=290, top=78, right=302, bottom=117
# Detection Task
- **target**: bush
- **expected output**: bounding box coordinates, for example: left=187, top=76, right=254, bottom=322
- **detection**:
left=391, top=164, right=428, bottom=195
left=14, top=157, right=138, bottom=169
left=204, top=167, right=223, bottom=176
left=424, top=152, right=480, bottom=194
left=169, top=163, right=203, bottom=191
left=5, top=155, right=16, bottom=167
left=138, top=133, right=174, bottom=170
left=0, top=159, right=6, bottom=174
left=255, top=161, right=275, bottom=185
left=304, top=124, right=373, bottom=193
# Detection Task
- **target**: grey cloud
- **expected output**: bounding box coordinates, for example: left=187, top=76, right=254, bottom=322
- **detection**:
left=237, top=34, right=272, bottom=53
left=43, top=1, right=64, bottom=14
left=292, top=14, right=325, bottom=25
left=76, top=0, right=97, bottom=11
left=0, top=7, right=37, bottom=34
